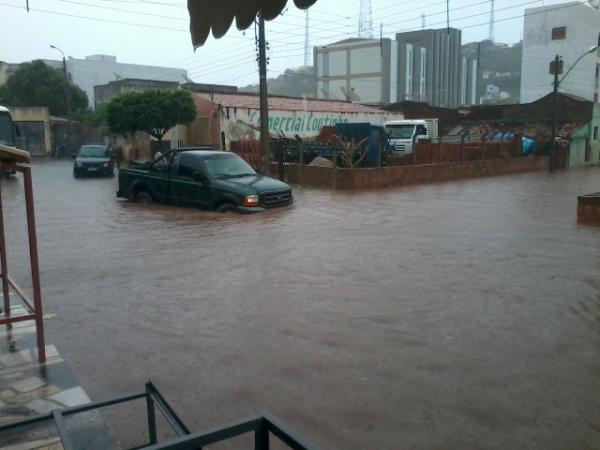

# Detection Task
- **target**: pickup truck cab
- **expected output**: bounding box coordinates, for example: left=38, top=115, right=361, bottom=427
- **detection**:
left=117, top=148, right=293, bottom=213
left=384, top=119, right=439, bottom=155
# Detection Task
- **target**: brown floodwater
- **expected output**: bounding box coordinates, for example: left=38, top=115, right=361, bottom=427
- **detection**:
left=1, top=159, right=599, bottom=449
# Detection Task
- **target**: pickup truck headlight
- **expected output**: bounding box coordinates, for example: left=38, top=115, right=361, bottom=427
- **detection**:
left=103, top=162, right=109, bottom=167
left=242, top=195, right=260, bottom=207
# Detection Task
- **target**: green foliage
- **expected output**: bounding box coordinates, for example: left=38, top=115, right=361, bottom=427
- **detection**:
left=74, top=104, right=110, bottom=133
left=0, top=60, right=88, bottom=116
left=105, top=89, right=196, bottom=141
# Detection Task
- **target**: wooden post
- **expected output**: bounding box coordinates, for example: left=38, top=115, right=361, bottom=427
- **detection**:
left=481, top=137, right=486, bottom=160
left=22, top=167, right=45, bottom=363
left=0, top=185, right=10, bottom=325
left=460, top=134, right=465, bottom=161
left=438, top=135, right=443, bottom=163
left=298, top=142, right=304, bottom=184
left=331, top=144, right=338, bottom=190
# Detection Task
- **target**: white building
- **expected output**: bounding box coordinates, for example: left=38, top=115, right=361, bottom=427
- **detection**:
left=314, top=38, right=395, bottom=105
left=520, top=2, right=600, bottom=103
left=314, top=29, right=477, bottom=108
left=42, top=55, right=188, bottom=108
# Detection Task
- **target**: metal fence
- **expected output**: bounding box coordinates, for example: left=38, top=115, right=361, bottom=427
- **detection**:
left=0, top=381, right=322, bottom=450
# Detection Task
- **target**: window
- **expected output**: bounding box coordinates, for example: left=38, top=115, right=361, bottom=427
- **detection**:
left=203, top=154, right=255, bottom=178
left=594, top=126, right=599, bottom=141
left=176, top=153, right=204, bottom=178
left=420, top=48, right=427, bottom=101
left=551, top=27, right=566, bottom=40
left=405, top=44, right=413, bottom=100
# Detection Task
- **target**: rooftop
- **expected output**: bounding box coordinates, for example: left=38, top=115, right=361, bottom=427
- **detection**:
left=195, top=92, right=384, bottom=114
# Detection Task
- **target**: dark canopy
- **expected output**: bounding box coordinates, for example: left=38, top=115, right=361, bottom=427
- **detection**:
left=187, top=0, right=318, bottom=48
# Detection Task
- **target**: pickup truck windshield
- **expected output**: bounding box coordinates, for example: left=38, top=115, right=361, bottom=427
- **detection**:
left=79, top=146, right=107, bottom=158
left=204, top=154, right=256, bottom=178
left=386, top=125, right=415, bottom=139
left=0, top=114, right=15, bottom=146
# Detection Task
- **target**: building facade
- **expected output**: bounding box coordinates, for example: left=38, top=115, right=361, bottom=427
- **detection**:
left=395, top=28, right=464, bottom=107
left=39, top=54, right=188, bottom=108
left=8, top=106, right=51, bottom=156
left=94, top=78, right=238, bottom=108
left=186, top=92, right=404, bottom=148
left=314, top=29, right=477, bottom=108
left=314, top=38, right=396, bottom=104
left=520, top=2, right=600, bottom=103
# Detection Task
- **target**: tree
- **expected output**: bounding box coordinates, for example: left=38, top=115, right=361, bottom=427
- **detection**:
left=106, top=89, right=196, bottom=150
left=0, top=60, right=88, bottom=116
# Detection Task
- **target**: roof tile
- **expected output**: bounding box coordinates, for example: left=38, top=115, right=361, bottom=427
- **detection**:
left=195, top=92, right=383, bottom=114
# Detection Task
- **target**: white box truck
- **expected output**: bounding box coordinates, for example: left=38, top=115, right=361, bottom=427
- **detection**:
left=384, top=119, right=439, bottom=155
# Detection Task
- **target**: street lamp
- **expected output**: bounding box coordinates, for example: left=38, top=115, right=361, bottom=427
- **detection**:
left=549, top=44, right=599, bottom=173
left=49, top=45, right=73, bottom=156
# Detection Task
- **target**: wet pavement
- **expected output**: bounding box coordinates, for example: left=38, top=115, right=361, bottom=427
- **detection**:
left=0, top=159, right=599, bottom=449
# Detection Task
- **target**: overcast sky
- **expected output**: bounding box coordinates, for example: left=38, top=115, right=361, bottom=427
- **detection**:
left=0, top=0, right=580, bottom=87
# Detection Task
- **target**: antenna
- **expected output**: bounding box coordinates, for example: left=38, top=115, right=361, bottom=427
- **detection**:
left=358, top=0, right=373, bottom=38
left=421, top=14, right=426, bottom=30
left=304, top=9, right=310, bottom=66
left=489, top=0, right=495, bottom=42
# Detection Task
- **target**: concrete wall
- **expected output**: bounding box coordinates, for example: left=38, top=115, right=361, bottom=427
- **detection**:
left=215, top=106, right=404, bottom=148
left=315, top=39, right=390, bottom=103
left=286, top=156, right=546, bottom=189
left=569, top=103, right=600, bottom=167
left=577, top=193, right=600, bottom=224
left=521, top=2, right=600, bottom=103
left=94, top=79, right=179, bottom=108
left=9, top=106, right=51, bottom=155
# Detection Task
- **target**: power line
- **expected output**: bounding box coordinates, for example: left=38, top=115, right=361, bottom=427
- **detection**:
left=0, top=1, right=189, bottom=32
left=57, top=0, right=187, bottom=21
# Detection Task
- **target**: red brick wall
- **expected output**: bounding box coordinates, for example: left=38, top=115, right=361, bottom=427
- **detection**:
left=577, top=194, right=600, bottom=225
left=285, top=156, right=546, bottom=190
left=230, top=140, right=263, bottom=170
left=405, top=139, right=522, bottom=166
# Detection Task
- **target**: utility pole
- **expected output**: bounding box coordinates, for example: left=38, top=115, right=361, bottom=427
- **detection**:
left=258, top=14, right=270, bottom=175
left=303, top=9, right=310, bottom=66
left=549, top=54, right=560, bottom=173
left=50, top=45, right=73, bottom=156
left=489, top=0, right=495, bottom=43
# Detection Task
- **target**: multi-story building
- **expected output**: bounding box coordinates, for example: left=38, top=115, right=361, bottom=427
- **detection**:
left=314, top=38, right=397, bottom=104
left=395, top=28, right=464, bottom=107
left=2, top=54, right=189, bottom=108
left=314, top=28, right=477, bottom=107
left=520, top=1, right=600, bottom=103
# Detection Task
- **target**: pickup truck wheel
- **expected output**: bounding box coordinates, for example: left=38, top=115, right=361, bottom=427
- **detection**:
left=216, top=203, right=236, bottom=213
left=136, top=191, right=153, bottom=204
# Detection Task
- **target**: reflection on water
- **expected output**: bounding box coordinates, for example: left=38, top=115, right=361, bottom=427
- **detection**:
left=1, top=159, right=599, bottom=449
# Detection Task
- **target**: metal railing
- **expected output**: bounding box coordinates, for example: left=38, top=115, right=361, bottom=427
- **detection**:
left=0, top=164, right=46, bottom=363
left=0, top=381, right=322, bottom=450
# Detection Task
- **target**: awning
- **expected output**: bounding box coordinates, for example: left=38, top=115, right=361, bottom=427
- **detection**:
left=187, top=0, right=318, bottom=48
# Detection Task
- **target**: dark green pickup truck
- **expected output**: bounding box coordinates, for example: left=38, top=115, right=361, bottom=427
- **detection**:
left=117, top=148, right=293, bottom=212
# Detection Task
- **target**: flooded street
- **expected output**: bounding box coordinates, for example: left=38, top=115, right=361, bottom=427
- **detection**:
left=1, top=159, right=599, bottom=449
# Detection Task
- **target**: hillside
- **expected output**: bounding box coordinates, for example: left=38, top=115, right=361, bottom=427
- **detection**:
left=241, top=66, right=315, bottom=97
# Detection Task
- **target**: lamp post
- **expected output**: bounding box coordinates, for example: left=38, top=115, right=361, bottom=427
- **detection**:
left=50, top=45, right=73, bottom=156
left=549, top=44, right=598, bottom=173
